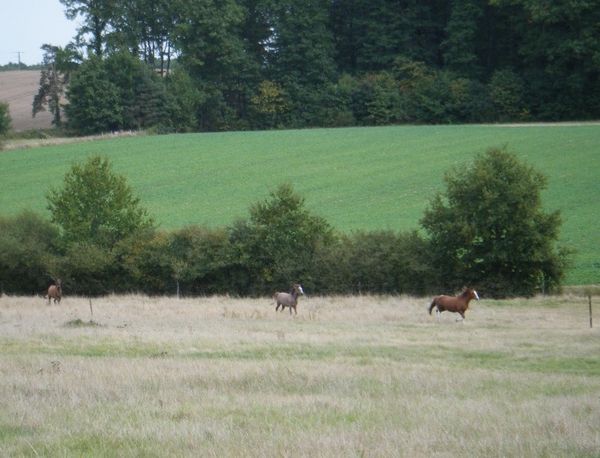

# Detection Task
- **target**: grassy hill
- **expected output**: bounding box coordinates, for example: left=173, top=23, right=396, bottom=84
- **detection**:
left=1, top=124, right=598, bottom=284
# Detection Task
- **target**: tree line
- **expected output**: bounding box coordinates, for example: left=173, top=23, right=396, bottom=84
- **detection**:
left=0, top=149, right=568, bottom=298
left=28, top=0, right=600, bottom=135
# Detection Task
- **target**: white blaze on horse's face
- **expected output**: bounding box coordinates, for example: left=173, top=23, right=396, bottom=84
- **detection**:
left=298, top=285, right=304, bottom=295
left=474, top=290, right=480, bottom=300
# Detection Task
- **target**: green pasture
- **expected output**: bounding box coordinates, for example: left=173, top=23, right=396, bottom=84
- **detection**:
left=1, top=124, right=599, bottom=284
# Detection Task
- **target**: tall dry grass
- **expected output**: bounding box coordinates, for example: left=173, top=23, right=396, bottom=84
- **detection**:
left=1, top=293, right=599, bottom=457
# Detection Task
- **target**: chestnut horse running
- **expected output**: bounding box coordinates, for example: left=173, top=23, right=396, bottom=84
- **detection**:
left=429, top=287, right=479, bottom=321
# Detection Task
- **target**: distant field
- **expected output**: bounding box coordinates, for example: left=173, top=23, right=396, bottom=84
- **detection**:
left=0, top=124, right=599, bottom=284
left=0, top=294, right=598, bottom=456
left=0, top=70, right=53, bottom=131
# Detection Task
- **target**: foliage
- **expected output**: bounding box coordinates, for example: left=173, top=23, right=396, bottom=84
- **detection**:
left=32, top=44, right=81, bottom=127
left=111, top=0, right=178, bottom=75
left=113, top=230, right=173, bottom=294
left=268, top=0, right=336, bottom=127
left=64, top=57, right=123, bottom=134
left=421, top=147, right=568, bottom=297
left=174, top=0, right=256, bottom=131
left=250, top=81, right=289, bottom=129
left=60, top=0, right=116, bottom=57
left=0, top=101, right=10, bottom=136
left=46, top=156, right=154, bottom=249
left=103, top=51, right=173, bottom=131
left=168, top=226, right=235, bottom=295
left=1, top=125, right=597, bottom=283
left=49, top=0, right=600, bottom=131
left=0, top=163, right=574, bottom=297
left=488, top=69, right=527, bottom=121
left=64, top=53, right=180, bottom=135
left=164, top=69, right=202, bottom=132
left=442, top=0, right=483, bottom=78
left=228, top=184, right=335, bottom=294
left=0, top=212, right=60, bottom=295
left=57, top=241, right=115, bottom=296
left=312, top=230, right=432, bottom=295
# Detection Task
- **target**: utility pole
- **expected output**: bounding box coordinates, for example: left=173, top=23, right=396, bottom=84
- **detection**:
left=14, top=51, right=24, bottom=67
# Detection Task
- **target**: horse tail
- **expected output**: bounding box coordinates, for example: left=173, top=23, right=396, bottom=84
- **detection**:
left=428, top=298, right=436, bottom=315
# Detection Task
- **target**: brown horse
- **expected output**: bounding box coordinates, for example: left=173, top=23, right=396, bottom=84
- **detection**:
left=428, top=287, right=479, bottom=321
left=274, top=284, right=304, bottom=315
left=46, top=279, right=62, bottom=305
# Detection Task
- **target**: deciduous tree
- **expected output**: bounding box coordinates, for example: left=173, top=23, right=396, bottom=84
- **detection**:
left=229, top=184, right=334, bottom=294
left=46, top=156, right=153, bottom=249
left=420, top=147, right=568, bottom=297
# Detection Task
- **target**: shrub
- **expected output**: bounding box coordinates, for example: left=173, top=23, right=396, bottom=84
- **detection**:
left=488, top=68, right=527, bottom=122
left=0, top=212, right=60, bottom=295
left=312, top=230, right=431, bottom=295
left=0, top=101, right=11, bottom=136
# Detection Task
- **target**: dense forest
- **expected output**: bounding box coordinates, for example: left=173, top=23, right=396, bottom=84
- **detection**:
left=31, top=0, right=600, bottom=134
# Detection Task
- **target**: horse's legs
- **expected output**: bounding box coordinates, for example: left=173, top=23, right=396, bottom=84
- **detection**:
left=456, top=312, right=465, bottom=322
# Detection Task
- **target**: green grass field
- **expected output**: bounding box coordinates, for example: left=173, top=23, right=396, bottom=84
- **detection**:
left=1, top=294, right=599, bottom=456
left=1, top=124, right=599, bottom=284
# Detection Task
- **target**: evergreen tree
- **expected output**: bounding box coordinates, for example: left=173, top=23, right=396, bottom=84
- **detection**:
left=33, top=44, right=80, bottom=127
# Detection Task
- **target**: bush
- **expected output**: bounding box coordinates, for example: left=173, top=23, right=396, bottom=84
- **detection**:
left=168, top=226, right=236, bottom=295
left=0, top=212, right=60, bottom=295
left=311, top=230, right=431, bottom=295
left=57, top=242, right=115, bottom=296
left=488, top=69, right=527, bottom=122
left=0, top=101, right=11, bottom=136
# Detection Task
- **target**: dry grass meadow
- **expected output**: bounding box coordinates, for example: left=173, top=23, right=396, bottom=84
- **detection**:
left=0, top=293, right=599, bottom=457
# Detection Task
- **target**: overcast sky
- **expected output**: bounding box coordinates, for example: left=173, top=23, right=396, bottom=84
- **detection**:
left=0, top=0, right=79, bottom=65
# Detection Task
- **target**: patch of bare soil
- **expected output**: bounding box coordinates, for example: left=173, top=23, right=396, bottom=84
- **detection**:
left=0, top=70, right=53, bottom=131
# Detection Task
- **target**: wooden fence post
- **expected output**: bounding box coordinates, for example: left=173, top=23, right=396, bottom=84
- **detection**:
left=589, top=294, right=593, bottom=328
